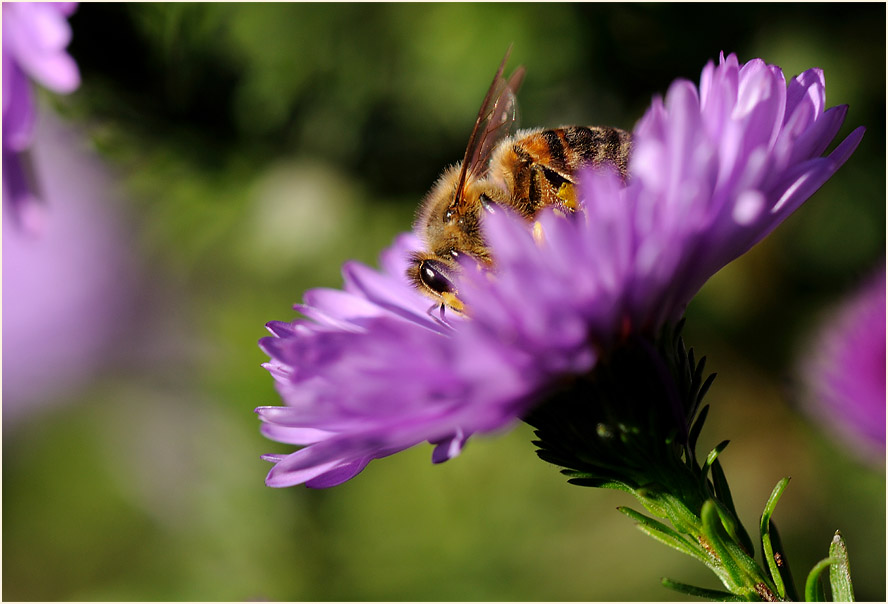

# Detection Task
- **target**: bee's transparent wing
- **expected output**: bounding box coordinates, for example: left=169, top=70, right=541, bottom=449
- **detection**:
left=454, top=48, right=525, bottom=205
left=466, top=66, right=524, bottom=180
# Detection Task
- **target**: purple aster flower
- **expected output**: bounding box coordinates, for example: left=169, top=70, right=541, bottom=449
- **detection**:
left=2, top=2, right=80, bottom=230
left=257, top=52, right=864, bottom=488
left=799, top=270, right=886, bottom=464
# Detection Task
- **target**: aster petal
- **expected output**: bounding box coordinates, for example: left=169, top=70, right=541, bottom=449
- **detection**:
left=260, top=453, right=288, bottom=463
left=735, top=60, right=785, bottom=151
left=379, top=232, right=424, bottom=276
left=264, top=418, right=464, bottom=489
left=265, top=320, right=300, bottom=338
left=304, top=458, right=373, bottom=488
left=264, top=450, right=353, bottom=488
left=785, top=68, right=826, bottom=124
left=4, top=3, right=80, bottom=93
left=786, top=104, right=848, bottom=167
left=50, top=3, right=79, bottom=18
left=298, top=287, right=387, bottom=329
left=823, top=125, right=867, bottom=170
left=701, top=54, right=740, bottom=134
left=2, top=61, right=37, bottom=151
left=431, top=430, right=467, bottom=463
left=770, top=126, right=865, bottom=221
left=259, top=421, right=337, bottom=445
left=341, top=260, right=443, bottom=330
left=1, top=147, right=39, bottom=223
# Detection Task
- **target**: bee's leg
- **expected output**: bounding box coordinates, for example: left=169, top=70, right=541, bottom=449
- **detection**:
left=425, top=302, right=448, bottom=325
left=506, top=135, right=577, bottom=215
left=425, top=301, right=460, bottom=328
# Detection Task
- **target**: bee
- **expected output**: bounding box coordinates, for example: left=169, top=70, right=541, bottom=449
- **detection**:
left=407, top=49, right=632, bottom=313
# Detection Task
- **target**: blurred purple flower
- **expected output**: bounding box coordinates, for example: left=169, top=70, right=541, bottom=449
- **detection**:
left=2, top=110, right=135, bottom=430
left=257, top=53, right=864, bottom=488
left=2, top=2, right=80, bottom=229
left=800, top=270, right=886, bottom=464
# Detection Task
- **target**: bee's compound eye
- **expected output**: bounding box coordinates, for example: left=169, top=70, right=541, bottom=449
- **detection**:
left=419, top=259, right=456, bottom=295
left=479, top=194, right=498, bottom=214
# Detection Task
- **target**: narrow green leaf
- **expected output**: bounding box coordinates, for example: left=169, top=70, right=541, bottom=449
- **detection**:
left=768, top=520, right=799, bottom=601
left=702, top=440, right=730, bottom=481
left=829, top=531, right=855, bottom=602
left=697, top=372, right=717, bottom=406
left=618, top=506, right=705, bottom=561
left=760, top=477, right=791, bottom=599
left=687, top=350, right=703, bottom=414
left=688, top=404, right=710, bottom=460
left=712, top=499, right=754, bottom=565
left=661, top=577, right=743, bottom=601
left=805, top=557, right=837, bottom=602
left=702, top=500, right=744, bottom=587
left=567, top=477, right=632, bottom=492
left=711, top=459, right=755, bottom=556
left=710, top=459, right=735, bottom=510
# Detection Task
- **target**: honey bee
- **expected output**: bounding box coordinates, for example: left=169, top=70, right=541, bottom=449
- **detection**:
left=407, top=49, right=632, bottom=313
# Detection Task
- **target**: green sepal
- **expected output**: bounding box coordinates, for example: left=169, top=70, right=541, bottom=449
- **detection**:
left=661, top=577, right=744, bottom=601
left=805, top=557, right=836, bottom=602
left=617, top=506, right=705, bottom=561
left=828, top=531, right=855, bottom=602
left=710, top=459, right=755, bottom=556
left=760, top=477, right=791, bottom=599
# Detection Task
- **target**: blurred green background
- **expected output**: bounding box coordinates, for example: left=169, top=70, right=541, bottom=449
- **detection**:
left=3, top=3, right=884, bottom=601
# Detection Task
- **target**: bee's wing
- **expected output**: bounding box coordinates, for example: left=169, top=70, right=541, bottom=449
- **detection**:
left=454, top=48, right=525, bottom=206
left=469, top=65, right=525, bottom=180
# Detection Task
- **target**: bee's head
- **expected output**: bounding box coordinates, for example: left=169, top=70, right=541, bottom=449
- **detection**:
left=407, top=252, right=465, bottom=313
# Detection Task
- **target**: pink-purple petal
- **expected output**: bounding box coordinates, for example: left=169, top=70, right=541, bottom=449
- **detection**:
left=2, top=2, right=80, bottom=224
left=304, top=458, right=373, bottom=488
left=786, top=104, right=848, bottom=167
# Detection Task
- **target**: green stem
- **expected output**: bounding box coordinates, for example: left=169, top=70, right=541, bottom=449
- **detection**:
left=624, top=469, right=783, bottom=601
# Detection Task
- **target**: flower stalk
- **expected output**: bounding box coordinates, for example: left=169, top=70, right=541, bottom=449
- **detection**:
left=528, top=324, right=857, bottom=601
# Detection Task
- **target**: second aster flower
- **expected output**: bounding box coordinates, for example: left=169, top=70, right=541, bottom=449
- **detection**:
left=256, top=53, right=864, bottom=488
left=799, top=269, right=886, bottom=464
left=2, top=2, right=80, bottom=229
